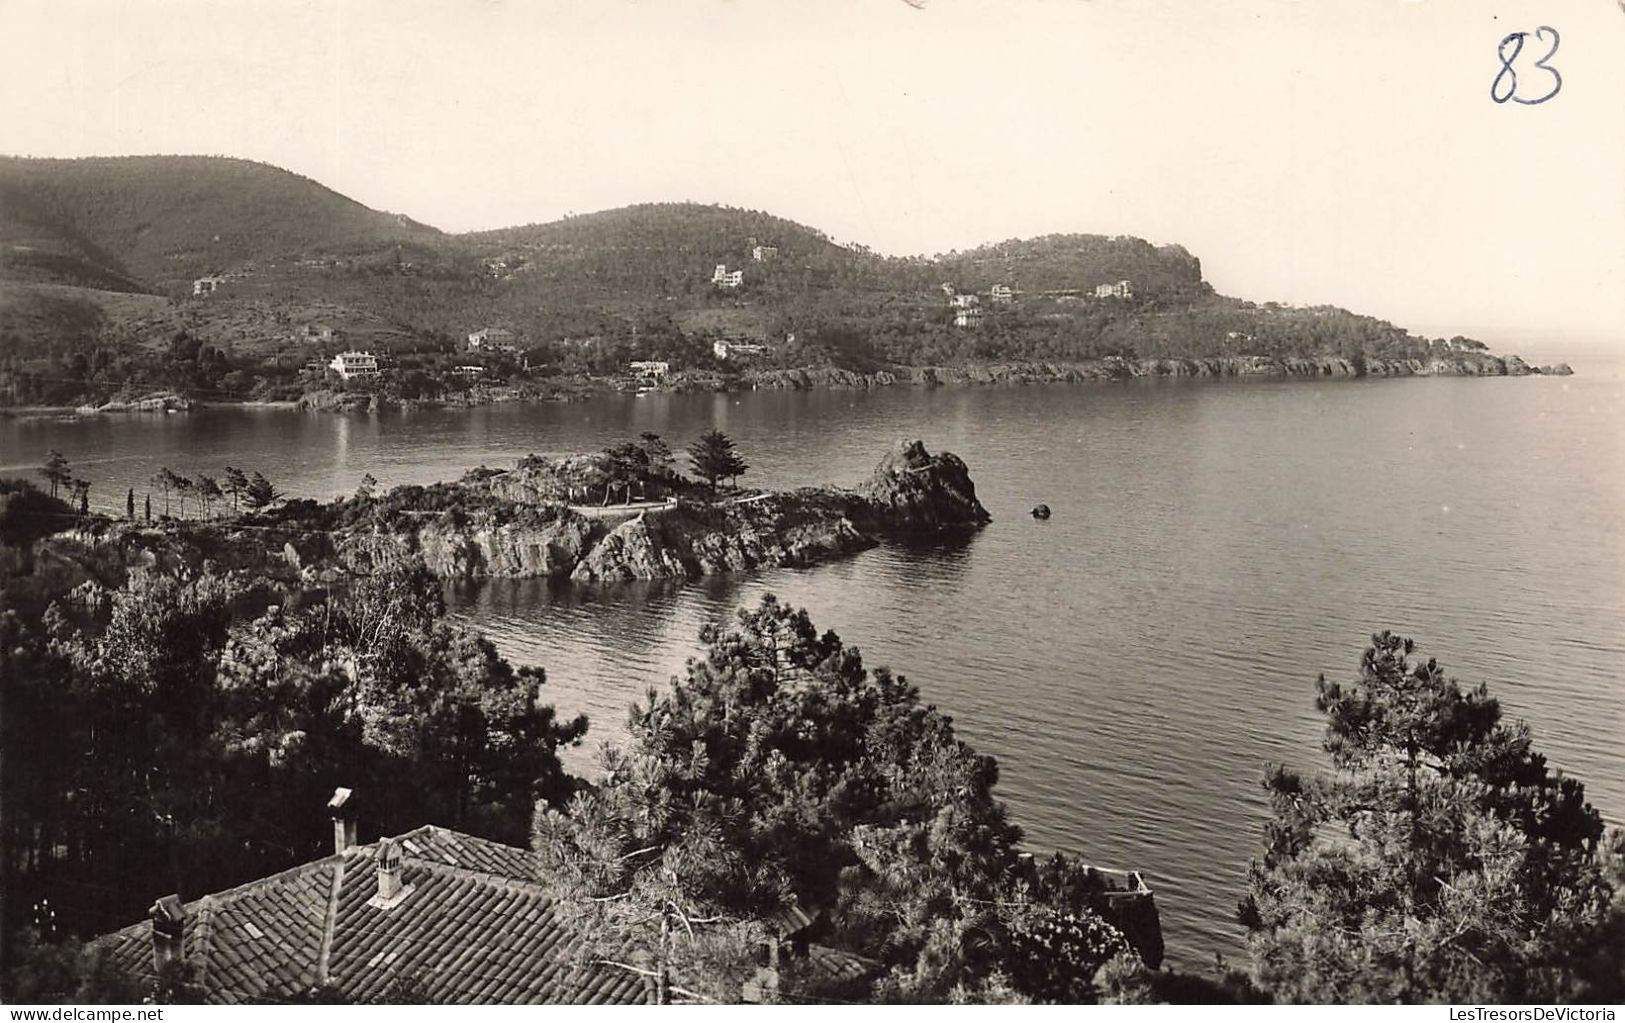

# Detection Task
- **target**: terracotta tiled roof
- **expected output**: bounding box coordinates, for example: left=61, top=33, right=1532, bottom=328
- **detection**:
left=93, top=826, right=654, bottom=1005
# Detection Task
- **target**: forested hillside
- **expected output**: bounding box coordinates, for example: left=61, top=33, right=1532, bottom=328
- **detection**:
left=0, top=155, right=1521, bottom=408
left=0, top=156, right=440, bottom=289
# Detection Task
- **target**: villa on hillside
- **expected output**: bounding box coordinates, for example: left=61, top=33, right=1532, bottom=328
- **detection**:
left=954, top=307, right=983, bottom=328
left=328, top=351, right=381, bottom=381
left=1093, top=280, right=1134, bottom=299
left=990, top=284, right=1015, bottom=304
left=630, top=360, right=670, bottom=381
left=949, top=293, right=980, bottom=310
left=751, top=244, right=778, bottom=261
left=713, top=340, right=767, bottom=360
left=192, top=275, right=226, bottom=296
left=466, top=327, right=517, bottom=353
left=712, top=264, right=744, bottom=288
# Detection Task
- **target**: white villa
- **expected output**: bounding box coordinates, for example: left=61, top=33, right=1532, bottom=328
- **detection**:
left=630, top=360, right=670, bottom=381
left=713, top=340, right=766, bottom=360
left=1094, top=280, right=1134, bottom=299
left=712, top=264, right=744, bottom=288
left=328, top=351, right=381, bottom=381
left=466, top=327, right=517, bottom=353
left=990, top=284, right=1015, bottom=304
left=751, top=245, right=778, bottom=261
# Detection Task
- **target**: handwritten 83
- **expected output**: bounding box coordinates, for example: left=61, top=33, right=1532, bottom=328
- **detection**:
left=1491, top=26, right=1561, bottom=105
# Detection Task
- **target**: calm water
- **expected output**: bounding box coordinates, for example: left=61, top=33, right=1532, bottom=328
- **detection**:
left=5, top=357, right=1622, bottom=964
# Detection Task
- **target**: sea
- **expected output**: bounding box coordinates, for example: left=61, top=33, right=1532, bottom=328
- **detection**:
left=5, top=350, right=1620, bottom=964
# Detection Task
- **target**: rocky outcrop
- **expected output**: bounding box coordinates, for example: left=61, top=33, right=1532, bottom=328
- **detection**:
left=407, top=515, right=597, bottom=578
left=570, top=513, right=693, bottom=582
left=74, top=392, right=192, bottom=414
left=567, top=439, right=988, bottom=581
left=570, top=494, right=875, bottom=583
left=850, top=439, right=992, bottom=532
left=375, top=439, right=986, bottom=583
left=297, top=388, right=377, bottom=412
left=15, top=442, right=990, bottom=590
left=743, top=366, right=901, bottom=390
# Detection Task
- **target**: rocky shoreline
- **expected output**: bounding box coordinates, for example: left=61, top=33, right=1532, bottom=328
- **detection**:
left=732, top=353, right=1574, bottom=391
left=2, top=352, right=1573, bottom=418
left=7, top=441, right=990, bottom=602
left=362, top=439, right=988, bottom=582
left=289, top=352, right=1580, bottom=411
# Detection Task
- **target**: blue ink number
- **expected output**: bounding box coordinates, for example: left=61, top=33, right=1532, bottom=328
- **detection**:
left=1491, top=26, right=1561, bottom=105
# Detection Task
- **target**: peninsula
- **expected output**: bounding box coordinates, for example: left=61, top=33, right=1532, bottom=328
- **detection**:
left=2, top=439, right=989, bottom=604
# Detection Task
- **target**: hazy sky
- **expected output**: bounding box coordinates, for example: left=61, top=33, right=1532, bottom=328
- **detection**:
left=3, top=0, right=1622, bottom=346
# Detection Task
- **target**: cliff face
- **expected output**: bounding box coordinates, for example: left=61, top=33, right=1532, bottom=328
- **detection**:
left=850, top=439, right=993, bottom=532
left=568, top=495, right=874, bottom=583
left=353, top=514, right=600, bottom=579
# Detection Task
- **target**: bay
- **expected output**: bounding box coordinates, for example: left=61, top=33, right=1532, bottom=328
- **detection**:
left=5, top=355, right=1621, bottom=964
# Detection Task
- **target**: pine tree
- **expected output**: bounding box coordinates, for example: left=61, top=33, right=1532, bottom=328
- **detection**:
left=222, top=466, right=248, bottom=511
left=38, top=451, right=71, bottom=499
left=687, top=429, right=748, bottom=492
left=1240, top=631, right=1619, bottom=1003
left=533, top=595, right=1137, bottom=1003
left=195, top=476, right=222, bottom=518
left=172, top=475, right=195, bottom=519
left=151, top=468, right=182, bottom=517
left=243, top=472, right=280, bottom=510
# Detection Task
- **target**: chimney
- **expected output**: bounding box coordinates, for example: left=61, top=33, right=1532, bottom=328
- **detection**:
left=149, top=895, right=185, bottom=972
left=367, top=837, right=413, bottom=908
left=327, top=787, right=357, bottom=854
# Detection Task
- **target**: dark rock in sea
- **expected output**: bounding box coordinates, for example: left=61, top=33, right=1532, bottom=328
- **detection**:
left=852, top=439, right=993, bottom=532
left=1032, top=504, right=1051, bottom=520
left=1537, top=363, right=1575, bottom=376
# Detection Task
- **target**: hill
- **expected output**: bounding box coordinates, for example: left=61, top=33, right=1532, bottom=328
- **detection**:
left=0, top=155, right=440, bottom=291
left=0, top=155, right=1542, bottom=409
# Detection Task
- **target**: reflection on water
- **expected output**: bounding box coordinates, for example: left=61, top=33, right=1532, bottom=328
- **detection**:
left=7, top=360, right=1623, bottom=965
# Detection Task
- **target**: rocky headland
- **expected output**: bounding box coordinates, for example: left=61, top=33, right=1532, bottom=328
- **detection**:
left=3, top=441, right=990, bottom=605
left=368, top=439, right=987, bottom=583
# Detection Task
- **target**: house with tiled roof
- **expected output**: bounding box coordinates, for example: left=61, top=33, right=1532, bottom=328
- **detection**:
left=93, top=790, right=872, bottom=1005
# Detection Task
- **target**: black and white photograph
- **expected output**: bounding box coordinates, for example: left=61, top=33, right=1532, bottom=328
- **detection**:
left=1, top=0, right=1622, bottom=1010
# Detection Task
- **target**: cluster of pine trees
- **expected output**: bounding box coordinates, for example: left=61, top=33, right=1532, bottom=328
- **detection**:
left=0, top=484, right=1619, bottom=1003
